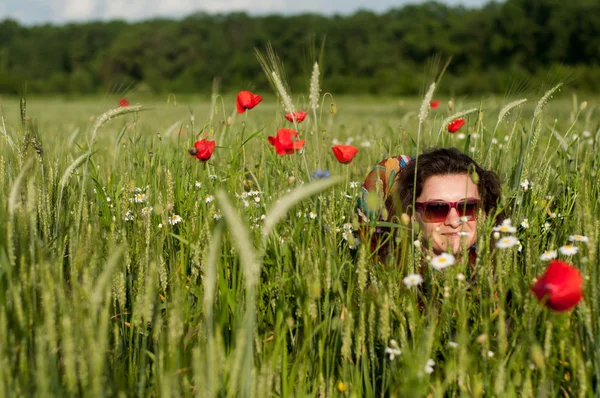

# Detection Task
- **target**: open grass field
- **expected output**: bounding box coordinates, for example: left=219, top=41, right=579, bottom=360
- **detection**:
left=0, top=78, right=599, bottom=397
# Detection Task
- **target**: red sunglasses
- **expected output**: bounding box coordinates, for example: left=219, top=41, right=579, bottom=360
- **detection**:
left=415, top=199, right=480, bottom=223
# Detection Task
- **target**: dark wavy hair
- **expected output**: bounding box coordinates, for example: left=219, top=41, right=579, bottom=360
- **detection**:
left=398, top=147, right=503, bottom=220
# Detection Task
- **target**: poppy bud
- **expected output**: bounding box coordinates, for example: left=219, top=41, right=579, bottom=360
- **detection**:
left=401, top=213, right=410, bottom=226
left=188, top=148, right=198, bottom=156
left=329, top=102, right=337, bottom=116
left=470, top=171, right=480, bottom=185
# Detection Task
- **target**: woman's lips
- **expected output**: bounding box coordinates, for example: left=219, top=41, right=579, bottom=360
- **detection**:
left=441, top=232, right=471, bottom=238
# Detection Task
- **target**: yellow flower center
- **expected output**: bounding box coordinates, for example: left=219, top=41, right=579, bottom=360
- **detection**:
left=439, top=258, right=446, bottom=263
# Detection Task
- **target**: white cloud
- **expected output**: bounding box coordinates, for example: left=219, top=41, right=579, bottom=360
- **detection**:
left=3, top=0, right=490, bottom=25
left=100, top=0, right=287, bottom=21
left=62, top=0, right=97, bottom=20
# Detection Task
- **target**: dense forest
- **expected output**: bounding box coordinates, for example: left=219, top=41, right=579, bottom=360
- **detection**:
left=1, top=0, right=600, bottom=95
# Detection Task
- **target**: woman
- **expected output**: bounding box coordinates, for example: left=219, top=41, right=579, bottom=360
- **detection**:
left=358, top=147, right=502, bottom=260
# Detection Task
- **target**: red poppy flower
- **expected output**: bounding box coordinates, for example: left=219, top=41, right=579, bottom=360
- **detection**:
left=331, top=145, right=359, bottom=164
left=268, top=129, right=305, bottom=155
left=236, top=91, right=262, bottom=114
left=189, top=139, right=216, bottom=161
left=430, top=100, right=440, bottom=109
left=531, top=260, right=583, bottom=312
left=285, top=111, right=307, bottom=123
left=119, top=98, right=130, bottom=107
left=447, top=118, right=465, bottom=133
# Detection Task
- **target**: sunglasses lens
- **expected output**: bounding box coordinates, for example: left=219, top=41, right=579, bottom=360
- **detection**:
left=457, top=201, right=479, bottom=219
left=423, top=202, right=451, bottom=222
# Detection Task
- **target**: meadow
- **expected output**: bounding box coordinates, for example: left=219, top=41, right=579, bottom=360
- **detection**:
left=0, top=70, right=598, bottom=397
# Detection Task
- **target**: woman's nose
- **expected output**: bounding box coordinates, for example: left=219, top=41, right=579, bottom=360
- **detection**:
left=444, top=208, right=462, bottom=228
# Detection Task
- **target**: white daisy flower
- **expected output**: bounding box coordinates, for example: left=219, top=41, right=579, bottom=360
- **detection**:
left=583, top=130, right=591, bottom=138
left=540, top=250, right=557, bottom=261
left=169, top=215, right=182, bottom=225
left=504, top=135, right=509, bottom=142
left=254, top=196, right=261, bottom=203
left=205, top=195, right=214, bottom=203
left=141, top=206, right=153, bottom=216
left=123, top=210, right=134, bottom=221
left=213, top=211, right=222, bottom=220
left=195, top=181, right=202, bottom=189
left=413, top=240, right=422, bottom=249
left=403, top=273, right=424, bottom=288
left=424, top=359, right=435, bottom=374
left=568, top=234, right=589, bottom=243
left=158, top=223, right=163, bottom=229
left=456, top=273, right=465, bottom=281
left=309, top=212, right=317, bottom=219
left=430, top=253, right=455, bottom=271
left=384, top=340, right=401, bottom=361
left=349, top=181, right=360, bottom=189
left=457, top=133, right=466, bottom=140
left=520, top=179, right=531, bottom=191
left=360, top=141, right=372, bottom=148
left=543, top=222, right=551, bottom=231
left=487, top=351, right=495, bottom=358
left=131, top=193, right=148, bottom=203
left=521, top=219, right=529, bottom=229
left=491, top=138, right=498, bottom=144
left=495, top=236, right=520, bottom=249
left=209, top=174, right=218, bottom=181
left=448, top=341, right=459, bottom=349
left=559, top=244, right=578, bottom=256
left=493, top=221, right=517, bottom=233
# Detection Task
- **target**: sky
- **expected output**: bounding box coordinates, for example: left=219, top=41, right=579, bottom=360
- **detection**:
left=1, top=0, right=490, bottom=25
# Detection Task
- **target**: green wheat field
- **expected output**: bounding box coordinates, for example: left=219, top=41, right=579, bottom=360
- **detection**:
left=0, top=74, right=599, bottom=397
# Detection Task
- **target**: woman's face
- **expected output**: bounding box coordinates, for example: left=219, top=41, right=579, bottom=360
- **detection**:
left=415, top=173, right=481, bottom=256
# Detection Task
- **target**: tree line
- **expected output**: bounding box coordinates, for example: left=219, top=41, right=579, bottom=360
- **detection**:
left=1, top=0, right=599, bottom=96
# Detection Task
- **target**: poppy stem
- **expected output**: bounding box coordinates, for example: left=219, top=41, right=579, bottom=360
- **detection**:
left=312, top=108, right=320, bottom=169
